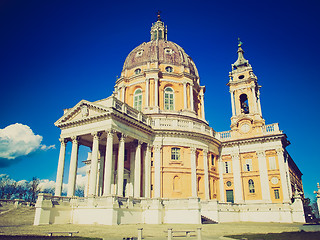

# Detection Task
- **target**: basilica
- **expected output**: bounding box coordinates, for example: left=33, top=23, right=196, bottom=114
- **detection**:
left=34, top=16, right=305, bottom=225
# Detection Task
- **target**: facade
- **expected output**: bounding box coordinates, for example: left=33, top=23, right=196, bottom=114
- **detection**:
left=34, top=16, right=305, bottom=225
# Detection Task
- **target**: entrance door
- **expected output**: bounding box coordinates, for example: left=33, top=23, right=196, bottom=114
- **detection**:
left=226, top=190, right=234, bottom=203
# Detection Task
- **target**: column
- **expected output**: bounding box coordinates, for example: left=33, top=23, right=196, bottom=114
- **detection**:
left=203, top=150, right=210, bottom=200
left=231, top=153, right=243, bottom=203
left=230, top=90, right=235, bottom=116
left=134, top=141, right=142, bottom=198
left=276, top=148, right=290, bottom=203
left=117, top=133, right=126, bottom=196
left=129, top=147, right=135, bottom=197
left=251, top=86, right=258, bottom=113
left=67, top=136, right=79, bottom=197
left=88, top=132, right=101, bottom=196
left=154, top=145, right=161, bottom=198
left=183, top=81, right=187, bottom=109
left=200, top=89, right=205, bottom=120
left=154, top=77, right=159, bottom=107
left=55, top=138, right=67, bottom=196
left=257, top=150, right=271, bottom=202
left=144, top=144, right=152, bottom=198
left=190, top=147, right=197, bottom=197
left=257, top=91, right=262, bottom=116
left=145, top=78, right=150, bottom=108
left=314, top=183, right=320, bottom=217
left=189, top=83, right=194, bottom=111
left=98, top=156, right=104, bottom=196
left=103, top=131, right=114, bottom=196
left=218, top=156, right=225, bottom=201
left=121, top=86, right=126, bottom=102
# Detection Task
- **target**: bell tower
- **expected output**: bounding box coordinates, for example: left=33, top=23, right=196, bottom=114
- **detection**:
left=228, top=40, right=265, bottom=136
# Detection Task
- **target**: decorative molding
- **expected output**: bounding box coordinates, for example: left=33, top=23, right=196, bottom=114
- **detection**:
left=59, top=138, right=68, bottom=145
left=71, top=136, right=80, bottom=143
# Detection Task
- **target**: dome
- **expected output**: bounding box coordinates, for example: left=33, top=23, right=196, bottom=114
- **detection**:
left=122, top=40, right=199, bottom=78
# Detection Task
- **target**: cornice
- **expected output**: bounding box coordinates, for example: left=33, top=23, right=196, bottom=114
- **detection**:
left=154, top=129, right=221, bottom=146
left=221, top=133, right=286, bottom=147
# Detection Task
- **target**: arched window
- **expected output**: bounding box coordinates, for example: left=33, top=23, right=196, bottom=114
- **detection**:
left=134, top=88, right=142, bottom=111
left=134, top=68, right=141, bottom=75
left=164, top=87, right=174, bottom=110
left=240, top=94, right=249, bottom=114
left=171, top=147, right=180, bottom=160
left=248, top=179, right=255, bottom=193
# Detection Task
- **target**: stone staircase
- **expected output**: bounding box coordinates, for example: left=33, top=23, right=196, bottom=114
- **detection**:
left=201, top=215, right=218, bottom=224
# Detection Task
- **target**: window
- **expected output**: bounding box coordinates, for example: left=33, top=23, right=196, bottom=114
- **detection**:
left=269, top=157, right=276, bottom=170
left=165, top=66, right=173, bottom=72
left=224, top=161, right=231, bottom=173
left=134, top=68, right=141, bottom=74
left=134, top=88, right=142, bottom=111
left=274, top=189, right=280, bottom=199
left=226, top=181, right=232, bottom=187
left=244, top=159, right=253, bottom=171
left=164, top=87, right=174, bottom=110
left=171, top=148, right=181, bottom=161
left=240, top=94, right=249, bottom=114
left=211, top=154, right=215, bottom=166
left=248, top=179, right=255, bottom=193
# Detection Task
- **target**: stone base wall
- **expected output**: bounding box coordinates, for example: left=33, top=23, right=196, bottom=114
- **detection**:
left=34, top=194, right=305, bottom=225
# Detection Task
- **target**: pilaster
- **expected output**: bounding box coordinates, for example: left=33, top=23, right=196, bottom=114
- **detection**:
left=190, top=147, right=197, bottom=197
left=231, top=152, right=243, bottom=203
left=203, top=149, right=210, bottom=200
left=154, top=144, right=162, bottom=198
left=256, top=150, right=271, bottom=202
left=276, top=148, right=290, bottom=203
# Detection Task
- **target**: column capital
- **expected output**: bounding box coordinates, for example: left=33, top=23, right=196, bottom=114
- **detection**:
left=202, top=149, right=208, bottom=155
left=92, top=131, right=103, bottom=140
left=117, top=133, right=127, bottom=142
left=71, top=136, right=80, bottom=143
left=59, top=138, right=68, bottom=144
left=276, top=148, right=284, bottom=156
left=231, top=152, right=240, bottom=160
left=256, top=150, right=266, bottom=158
left=190, top=147, right=196, bottom=154
left=154, top=144, right=162, bottom=152
left=106, top=130, right=116, bottom=137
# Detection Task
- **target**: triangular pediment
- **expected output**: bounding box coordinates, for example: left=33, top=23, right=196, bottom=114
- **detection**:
left=55, top=100, right=111, bottom=127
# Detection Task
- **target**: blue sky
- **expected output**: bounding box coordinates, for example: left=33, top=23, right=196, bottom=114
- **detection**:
left=0, top=0, right=319, bottom=200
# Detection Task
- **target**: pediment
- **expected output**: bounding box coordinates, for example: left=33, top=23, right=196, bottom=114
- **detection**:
left=55, top=100, right=111, bottom=127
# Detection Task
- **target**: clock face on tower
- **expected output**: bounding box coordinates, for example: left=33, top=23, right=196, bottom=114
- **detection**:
left=240, top=123, right=251, bottom=133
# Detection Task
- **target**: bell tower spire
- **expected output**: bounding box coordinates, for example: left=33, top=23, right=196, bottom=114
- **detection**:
left=150, top=11, right=167, bottom=41
left=228, top=39, right=265, bottom=135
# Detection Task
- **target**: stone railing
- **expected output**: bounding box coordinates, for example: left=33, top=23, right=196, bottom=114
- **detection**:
left=216, top=123, right=282, bottom=141
left=262, top=123, right=282, bottom=134
left=100, top=97, right=151, bottom=126
left=151, top=117, right=214, bottom=137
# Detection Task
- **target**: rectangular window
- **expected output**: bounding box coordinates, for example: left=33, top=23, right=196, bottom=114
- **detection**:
left=171, top=148, right=181, bottom=160
left=244, top=159, right=253, bottom=171
left=211, top=154, right=215, bottom=166
left=224, top=161, right=230, bottom=173
left=274, top=189, right=280, bottom=199
left=269, top=157, right=276, bottom=170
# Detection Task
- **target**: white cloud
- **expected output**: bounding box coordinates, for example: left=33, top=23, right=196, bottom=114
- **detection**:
left=40, top=144, right=56, bottom=151
left=77, top=165, right=88, bottom=176
left=0, top=123, right=55, bottom=165
left=38, top=179, right=56, bottom=191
